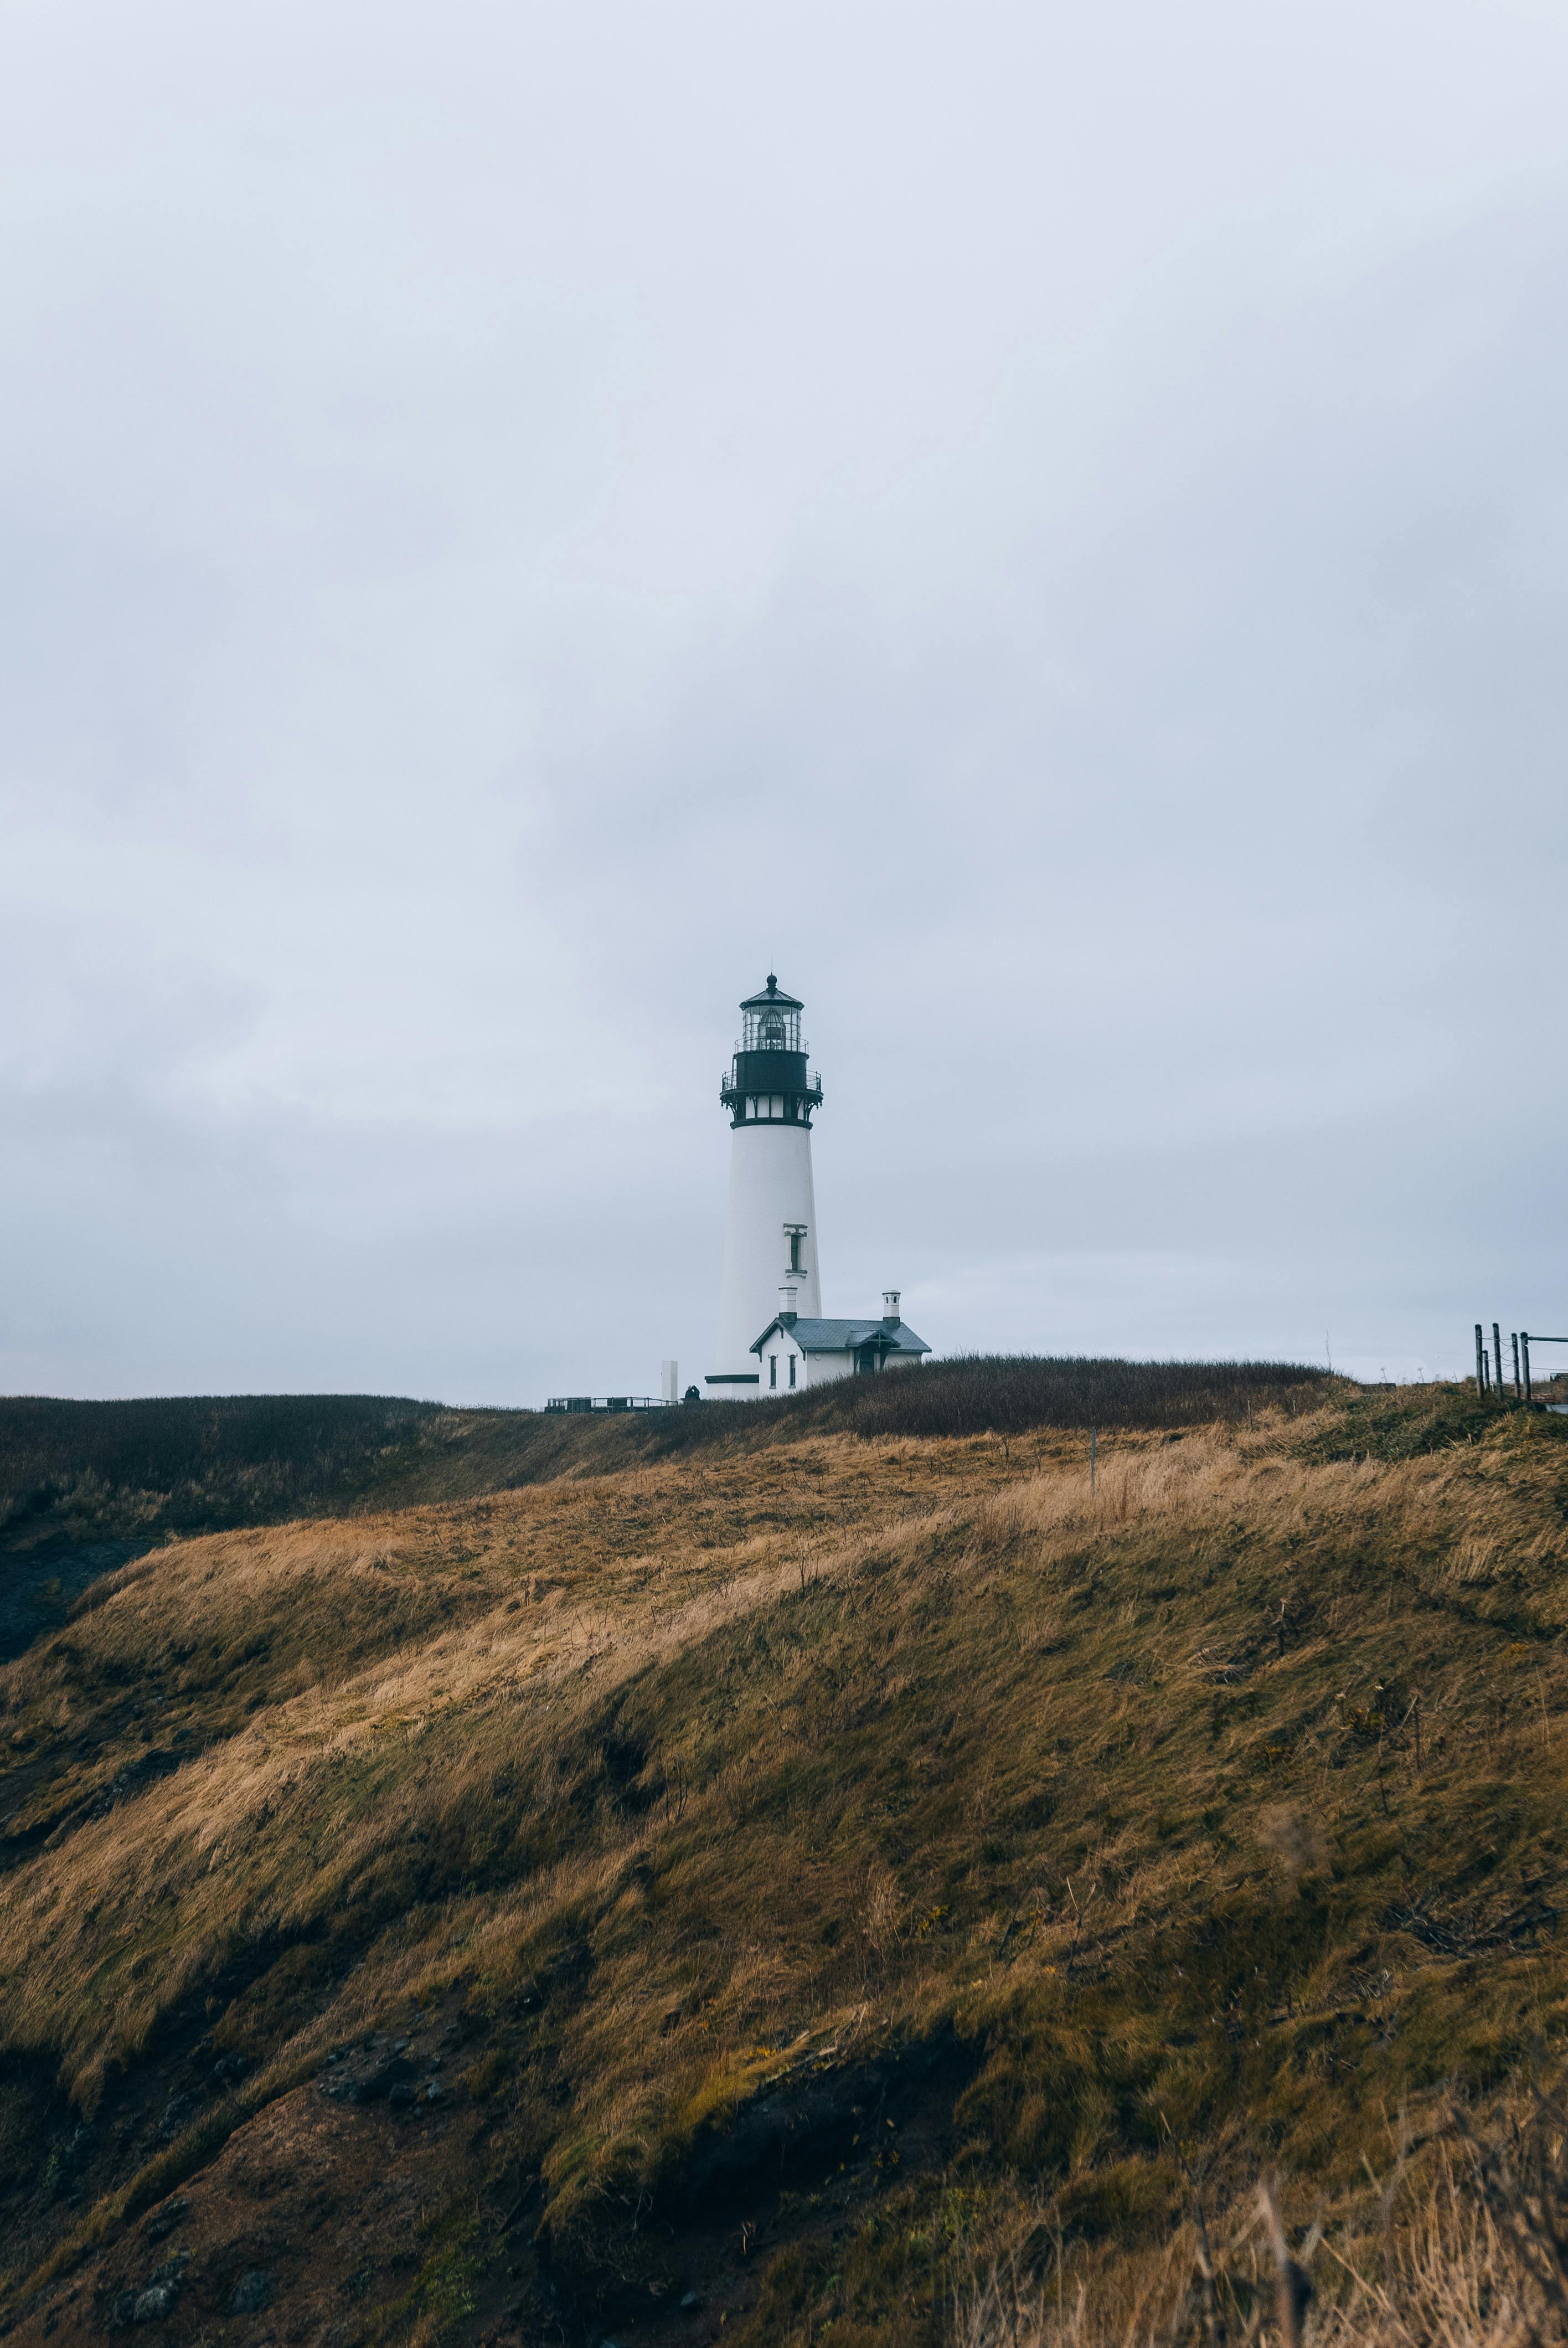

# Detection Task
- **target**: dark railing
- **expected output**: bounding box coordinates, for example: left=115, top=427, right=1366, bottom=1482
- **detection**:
left=544, top=1396, right=669, bottom=1414
left=719, top=1069, right=823, bottom=1099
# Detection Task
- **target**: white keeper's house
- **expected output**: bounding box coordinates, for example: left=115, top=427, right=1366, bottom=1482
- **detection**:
left=705, top=976, right=931, bottom=1396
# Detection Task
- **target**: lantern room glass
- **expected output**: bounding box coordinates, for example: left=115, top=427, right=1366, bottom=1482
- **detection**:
left=741, top=1003, right=802, bottom=1052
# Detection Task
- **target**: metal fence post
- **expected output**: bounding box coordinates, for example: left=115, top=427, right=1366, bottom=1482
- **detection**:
left=1494, top=1323, right=1505, bottom=1400
left=1523, top=1331, right=1533, bottom=1405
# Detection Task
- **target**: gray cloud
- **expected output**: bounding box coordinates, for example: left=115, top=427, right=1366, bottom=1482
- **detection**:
left=2, top=0, right=1565, bottom=1399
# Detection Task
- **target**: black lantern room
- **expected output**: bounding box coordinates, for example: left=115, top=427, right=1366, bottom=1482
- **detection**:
left=719, top=976, right=825, bottom=1129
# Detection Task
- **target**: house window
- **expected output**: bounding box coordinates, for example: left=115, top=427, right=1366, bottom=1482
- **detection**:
left=788, top=1355, right=796, bottom=1388
left=769, top=1355, right=777, bottom=1388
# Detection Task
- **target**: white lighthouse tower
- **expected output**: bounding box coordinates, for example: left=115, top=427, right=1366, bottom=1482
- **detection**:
left=705, top=976, right=824, bottom=1393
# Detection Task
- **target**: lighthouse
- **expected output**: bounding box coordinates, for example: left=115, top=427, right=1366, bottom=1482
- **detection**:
left=705, top=977, right=824, bottom=1391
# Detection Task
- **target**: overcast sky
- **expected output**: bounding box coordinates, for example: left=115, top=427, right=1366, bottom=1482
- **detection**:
left=2, top=0, right=1564, bottom=1403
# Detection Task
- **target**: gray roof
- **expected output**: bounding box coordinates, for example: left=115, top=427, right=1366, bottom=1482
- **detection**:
left=751, top=1316, right=931, bottom=1357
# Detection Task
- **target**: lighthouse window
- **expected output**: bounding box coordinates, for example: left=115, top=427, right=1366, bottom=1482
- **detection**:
left=788, top=1355, right=796, bottom=1388
left=761, top=1012, right=785, bottom=1047
left=769, top=1354, right=777, bottom=1388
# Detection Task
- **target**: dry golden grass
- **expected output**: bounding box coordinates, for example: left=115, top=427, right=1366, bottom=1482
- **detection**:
left=0, top=1433, right=1029, bottom=2093
left=951, top=2102, right=1568, bottom=2346
left=3, top=1385, right=1568, bottom=2345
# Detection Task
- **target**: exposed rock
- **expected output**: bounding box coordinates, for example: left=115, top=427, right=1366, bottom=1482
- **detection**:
left=131, top=2258, right=189, bottom=2324
left=140, top=2198, right=189, bottom=2244
left=230, top=2269, right=274, bottom=2314
left=44, top=2122, right=95, bottom=2198
left=318, top=2052, right=415, bottom=2105
left=156, top=2092, right=199, bottom=2142
left=683, top=2060, right=880, bottom=2197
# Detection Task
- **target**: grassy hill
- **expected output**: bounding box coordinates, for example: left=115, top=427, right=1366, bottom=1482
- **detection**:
left=2, top=1366, right=1566, bottom=2347
left=0, top=1359, right=1335, bottom=1539
left=0, top=1366, right=1326, bottom=1660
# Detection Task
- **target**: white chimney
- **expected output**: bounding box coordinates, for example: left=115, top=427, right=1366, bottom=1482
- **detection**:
left=661, top=1359, right=679, bottom=1403
left=779, top=1282, right=799, bottom=1322
left=883, top=1290, right=901, bottom=1325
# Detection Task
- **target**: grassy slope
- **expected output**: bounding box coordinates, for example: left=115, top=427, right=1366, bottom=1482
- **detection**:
left=0, top=1361, right=1333, bottom=1537
left=0, top=1366, right=1328, bottom=1659
left=2, top=1377, right=1566, bottom=2347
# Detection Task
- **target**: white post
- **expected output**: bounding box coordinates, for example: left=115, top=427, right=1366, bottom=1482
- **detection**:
left=661, top=1360, right=679, bottom=1404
